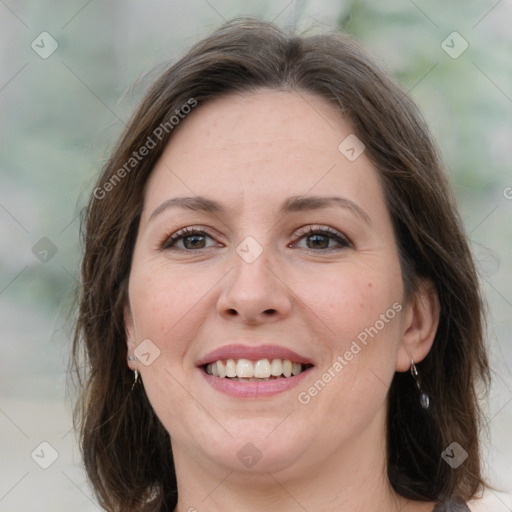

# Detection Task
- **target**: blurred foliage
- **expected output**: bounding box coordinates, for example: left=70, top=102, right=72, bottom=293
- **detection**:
left=339, top=0, right=512, bottom=195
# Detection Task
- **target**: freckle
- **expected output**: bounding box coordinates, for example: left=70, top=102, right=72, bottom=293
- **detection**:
left=367, top=282, right=372, bottom=288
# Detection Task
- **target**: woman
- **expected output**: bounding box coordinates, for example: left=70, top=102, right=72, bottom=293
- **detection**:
left=71, top=17, right=491, bottom=512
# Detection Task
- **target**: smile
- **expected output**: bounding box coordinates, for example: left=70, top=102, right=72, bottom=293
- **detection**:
left=204, top=358, right=312, bottom=380
left=197, top=344, right=314, bottom=397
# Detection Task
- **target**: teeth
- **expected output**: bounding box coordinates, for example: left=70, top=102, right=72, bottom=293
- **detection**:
left=283, top=360, right=292, bottom=378
left=292, top=362, right=301, bottom=376
left=225, top=359, right=237, bottom=377
left=236, top=359, right=254, bottom=378
left=254, top=359, right=271, bottom=378
left=205, top=358, right=307, bottom=379
left=217, top=360, right=226, bottom=378
left=271, top=359, right=283, bottom=376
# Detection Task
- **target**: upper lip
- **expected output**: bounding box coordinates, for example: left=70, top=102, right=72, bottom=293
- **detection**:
left=196, top=344, right=314, bottom=367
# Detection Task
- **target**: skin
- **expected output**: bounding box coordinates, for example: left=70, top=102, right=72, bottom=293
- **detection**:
left=125, top=89, right=441, bottom=512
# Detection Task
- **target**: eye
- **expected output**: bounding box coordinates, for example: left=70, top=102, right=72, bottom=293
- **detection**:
left=291, top=226, right=352, bottom=251
left=160, top=227, right=221, bottom=251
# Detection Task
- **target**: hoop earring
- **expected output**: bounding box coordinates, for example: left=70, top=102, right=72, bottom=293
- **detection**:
left=410, top=358, right=429, bottom=409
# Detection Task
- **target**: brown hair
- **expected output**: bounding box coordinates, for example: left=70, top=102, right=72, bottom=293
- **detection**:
left=71, top=17, right=490, bottom=511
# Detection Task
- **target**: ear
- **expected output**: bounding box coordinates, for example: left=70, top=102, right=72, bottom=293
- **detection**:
left=124, top=303, right=138, bottom=371
left=396, top=279, right=440, bottom=372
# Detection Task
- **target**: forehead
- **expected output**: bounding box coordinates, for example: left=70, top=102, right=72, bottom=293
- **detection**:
left=142, top=89, right=385, bottom=219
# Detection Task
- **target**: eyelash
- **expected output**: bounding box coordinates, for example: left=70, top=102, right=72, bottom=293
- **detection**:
left=159, top=225, right=352, bottom=252
left=159, top=226, right=219, bottom=251
left=292, top=226, right=352, bottom=250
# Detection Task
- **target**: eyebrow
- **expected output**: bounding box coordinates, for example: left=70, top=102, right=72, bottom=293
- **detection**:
left=148, top=194, right=371, bottom=226
left=148, top=196, right=226, bottom=222
left=279, top=195, right=371, bottom=226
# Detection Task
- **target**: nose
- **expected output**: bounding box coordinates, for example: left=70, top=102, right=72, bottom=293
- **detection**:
left=216, top=247, right=293, bottom=325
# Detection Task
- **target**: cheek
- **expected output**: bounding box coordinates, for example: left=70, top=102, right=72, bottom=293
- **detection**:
left=127, top=265, right=213, bottom=432
left=128, top=261, right=215, bottom=340
left=292, top=263, right=403, bottom=410
left=291, top=262, right=402, bottom=347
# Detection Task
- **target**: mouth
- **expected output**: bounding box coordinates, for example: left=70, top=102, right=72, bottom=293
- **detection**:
left=196, top=344, right=314, bottom=397
left=203, top=358, right=313, bottom=381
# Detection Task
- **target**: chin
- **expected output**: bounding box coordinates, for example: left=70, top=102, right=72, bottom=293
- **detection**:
left=196, top=419, right=310, bottom=475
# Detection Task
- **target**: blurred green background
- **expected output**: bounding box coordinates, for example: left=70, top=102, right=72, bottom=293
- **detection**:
left=1, top=1, right=511, bottom=510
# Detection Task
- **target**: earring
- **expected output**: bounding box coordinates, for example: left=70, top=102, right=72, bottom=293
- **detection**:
left=131, top=369, right=139, bottom=390
left=128, top=355, right=139, bottom=390
left=410, top=358, right=429, bottom=409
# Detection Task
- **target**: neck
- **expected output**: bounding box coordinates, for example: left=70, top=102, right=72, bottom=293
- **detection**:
left=171, top=406, right=426, bottom=512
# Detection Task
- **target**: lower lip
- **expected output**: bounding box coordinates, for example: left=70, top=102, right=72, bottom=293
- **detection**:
left=200, top=368, right=313, bottom=398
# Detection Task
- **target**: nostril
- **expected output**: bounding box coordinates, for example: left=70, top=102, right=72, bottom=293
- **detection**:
left=263, top=309, right=277, bottom=315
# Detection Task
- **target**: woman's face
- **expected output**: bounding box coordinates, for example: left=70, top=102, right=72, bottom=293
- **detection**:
left=125, top=89, right=416, bottom=477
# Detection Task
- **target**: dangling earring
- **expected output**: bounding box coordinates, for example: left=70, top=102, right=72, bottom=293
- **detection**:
left=128, top=355, right=139, bottom=390
left=131, top=369, right=139, bottom=390
left=410, top=358, right=429, bottom=409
